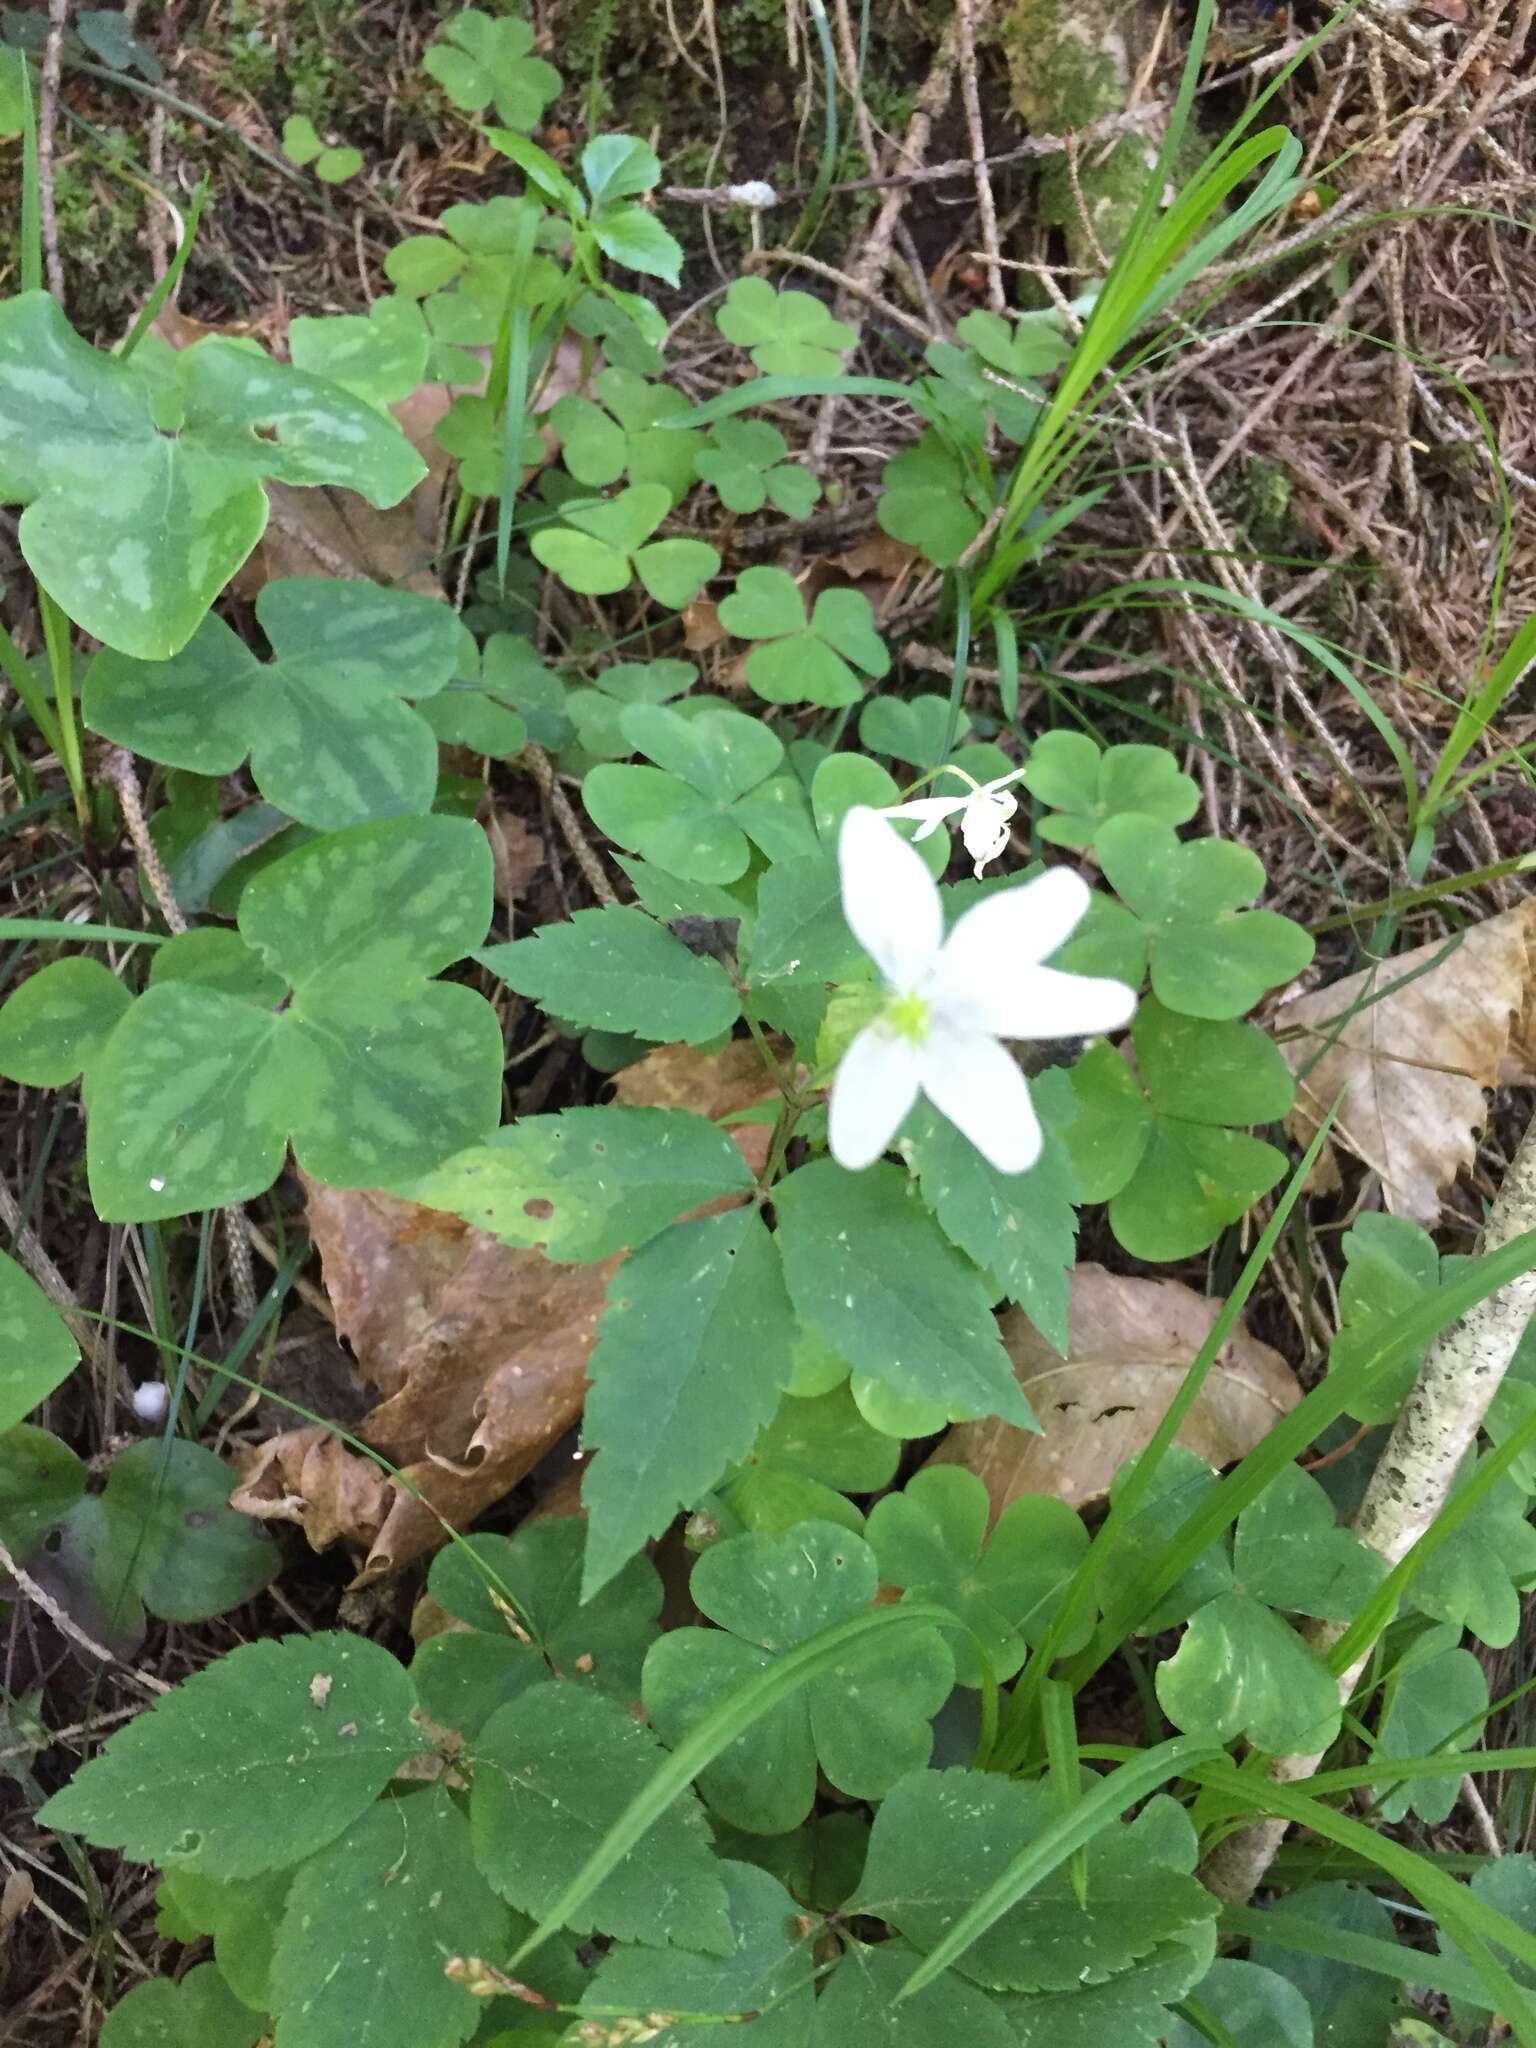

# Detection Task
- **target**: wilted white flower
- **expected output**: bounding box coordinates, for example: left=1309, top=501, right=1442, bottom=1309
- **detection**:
left=829, top=806, right=1136, bottom=1173
left=881, top=764, right=1028, bottom=877
left=725, top=180, right=779, bottom=209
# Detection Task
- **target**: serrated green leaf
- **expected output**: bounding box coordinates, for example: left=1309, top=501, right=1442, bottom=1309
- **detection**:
left=644, top=1522, right=952, bottom=1832
left=38, top=1632, right=423, bottom=1877
left=0, top=1250, right=80, bottom=1433
left=482, top=904, right=740, bottom=1044
left=272, top=1789, right=508, bottom=2048
left=867, top=1467, right=1089, bottom=1684
left=405, top=1106, right=753, bottom=1262
left=579, top=1861, right=818, bottom=2045
left=85, top=580, right=461, bottom=830
left=1155, top=1592, right=1341, bottom=1753
left=0, top=293, right=423, bottom=658
left=1232, top=1462, right=1387, bottom=1622
left=816, top=1944, right=1016, bottom=2046
left=581, top=1210, right=793, bottom=1597
left=0, top=956, right=130, bottom=1085
left=775, top=1159, right=1033, bottom=1428
left=0, top=1424, right=86, bottom=1556
left=100, top=1964, right=263, bottom=2048
left=594, top=203, right=685, bottom=285
left=470, top=1680, right=731, bottom=1950
left=851, top=1771, right=1218, bottom=1993
left=903, top=1101, right=1076, bottom=1351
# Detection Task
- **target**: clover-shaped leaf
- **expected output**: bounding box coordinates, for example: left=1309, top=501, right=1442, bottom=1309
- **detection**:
left=280, top=112, right=362, bottom=183
left=1232, top=1462, right=1388, bottom=1622
left=98, top=1965, right=261, bottom=2048
left=84, top=579, right=461, bottom=830
left=423, top=8, right=561, bottom=131
left=858, top=693, right=972, bottom=769
left=1087, top=816, right=1316, bottom=1018
left=1023, top=732, right=1201, bottom=848
left=851, top=1772, right=1219, bottom=1994
left=1373, top=1634, right=1488, bottom=1826
left=720, top=1382, right=900, bottom=1536
left=385, top=194, right=563, bottom=381
left=878, top=430, right=987, bottom=567
left=0, top=957, right=130, bottom=1088
left=530, top=483, right=719, bottom=604
left=867, top=1467, right=1090, bottom=1684
left=550, top=365, right=703, bottom=502
left=1155, top=1591, right=1341, bottom=1753
left=696, top=417, right=820, bottom=518
left=1329, top=1212, right=1443, bottom=1426
left=954, top=305, right=1073, bottom=384
left=565, top=655, right=694, bottom=762
left=0, top=293, right=424, bottom=658
left=1404, top=1455, right=1536, bottom=1648
left=86, top=817, right=501, bottom=1221
left=716, top=276, right=856, bottom=376
left=412, top=1515, right=663, bottom=1736
left=1061, top=1000, right=1292, bottom=1261
left=718, top=565, right=889, bottom=707
left=583, top=703, right=784, bottom=881
left=0, top=1426, right=86, bottom=1558
left=643, top=1522, right=953, bottom=1833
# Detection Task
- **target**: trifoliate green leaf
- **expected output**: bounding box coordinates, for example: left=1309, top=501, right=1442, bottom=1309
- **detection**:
left=723, top=1380, right=900, bottom=1534
left=581, top=1210, right=794, bottom=1597
left=147, top=928, right=287, bottom=1006
left=877, top=433, right=986, bottom=567
left=482, top=904, right=740, bottom=1044
left=271, top=1789, right=508, bottom=2048
left=851, top=1771, right=1218, bottom=1992
left=1155, top=1592, right=1341, bottom=1753
left=469, top=1681, right=732, bottom=1950
left=696, top=417, right=819, bottom=518
left=718, top=566, right=890, bottom=707
left=85, top=579, right=462, bottom=830
left=531, top=484, right=718, bottom=603
left=1023, top=732, right=1200, bottom=848
left=1232, top=1462, right=1388, bottom=1622
left=716, top=277, right=856, bottom=376
left=38, top=1633, right=423, bottom=1877
left=550, top=366, right=702, bottom=501
left=0, top=1250, right=80, bottom=1433
left=87, top=816, right=501, bottom=1220
left=1091, top=817, right=1315, bottom=1018
left=643, top=1522, right=952, bottom=1832
left=858, top=694, right=972, bottom=770
left=158, top=1867, right=290, bottom=2012
left=1248, top=1882, right=1404, bottom=2048
left=1329, top=1212, right=1441, bottom=1426
left=0, top=957, right=129, bottom=1086
left=1099, top=1446, right=1233, bottom=1634
left=0, top=292, right=423, bottom=659
left=578, top=1862, right=818, bottom=2045
left=583, top=704, right=785, bottom=882
left=1403, top=1456, right=1536, bottom=1648
left=903, top=1100, right=1077, bottom=1352
left=424, top=9, right=561, bottom=129
left=775, top=1160, right=1034, bottom=1428
left=954, top=306, right=1073, bottom=382
left=867, top=1467, right=1089, bottom=1684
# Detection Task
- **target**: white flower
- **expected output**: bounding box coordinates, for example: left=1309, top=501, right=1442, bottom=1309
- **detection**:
left=881, top=764, right=1028, bottom=877
left=829, top=806, right=1136, bottom=1174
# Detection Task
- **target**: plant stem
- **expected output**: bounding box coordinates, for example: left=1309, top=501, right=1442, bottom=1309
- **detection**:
left=1201, top=1101, right=1536, bottom=1903
left=37, top=587, right=88, bottom=833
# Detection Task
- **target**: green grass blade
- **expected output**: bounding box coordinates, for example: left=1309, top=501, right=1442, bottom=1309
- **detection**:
left=116, top=175, right=209, bottom=362
left=0, top=918, right=168, bottom=946
left=1420, top=608, right=1536, bottom=828
left=668, top=374, right=918, bottom=428
left=1219, top=1902, right=1496, bottom=2010
left=893, top=1735, right=1219, bottom=2000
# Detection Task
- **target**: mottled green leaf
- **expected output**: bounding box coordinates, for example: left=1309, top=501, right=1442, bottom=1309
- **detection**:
left=0, top=1250, right=80, bottom=1433
left=0, top=957, right=130, bottom=1086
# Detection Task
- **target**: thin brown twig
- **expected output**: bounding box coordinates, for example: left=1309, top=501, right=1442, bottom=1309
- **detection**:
left=38, top=0, right=71, bottom=302
left=956, top=0, right=1006, bottom=313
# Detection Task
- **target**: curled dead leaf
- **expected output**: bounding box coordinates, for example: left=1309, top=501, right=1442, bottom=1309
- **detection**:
left=612, top=1037, right=785, bottom=1177
left=232, top=1425, right=391, bottom=1554
left=1276, top=900, right=1536, bottom=1223
left=482, top=804, right=546, bottom=905
left=927, top=1264, right=1301, bottom=1517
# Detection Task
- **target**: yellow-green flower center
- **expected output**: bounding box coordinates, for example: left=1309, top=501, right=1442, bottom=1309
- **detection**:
left=882, top=991, right=931, bottom=1044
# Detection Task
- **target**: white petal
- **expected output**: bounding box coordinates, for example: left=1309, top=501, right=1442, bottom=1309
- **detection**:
left=930, top=866, right=1094, bottom=1025
left=881, top=796, right=966, bottom=843
left=838, top=805, right=943, bottom=990
left=918, top=1028, right=1042, bottom=1174
left=957, top=961, right=1138, bottom=1041
left=829, top=1026, right=922, bottom=1170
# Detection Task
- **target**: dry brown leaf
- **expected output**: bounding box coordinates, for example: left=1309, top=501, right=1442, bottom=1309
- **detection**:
left=1276, top=900, right=1536, bottom=1222
left=681, top=598, right=728, bottom=654
left=254, top=1180, right=618, bottom=1580
left=482, top=803, right=546, bottom=904
left=612, top=1038, right=785, bottom=1177
left=927, top=1264, right=1301, bottom=1518
left=232, top=1426, right=392, bottom=1554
